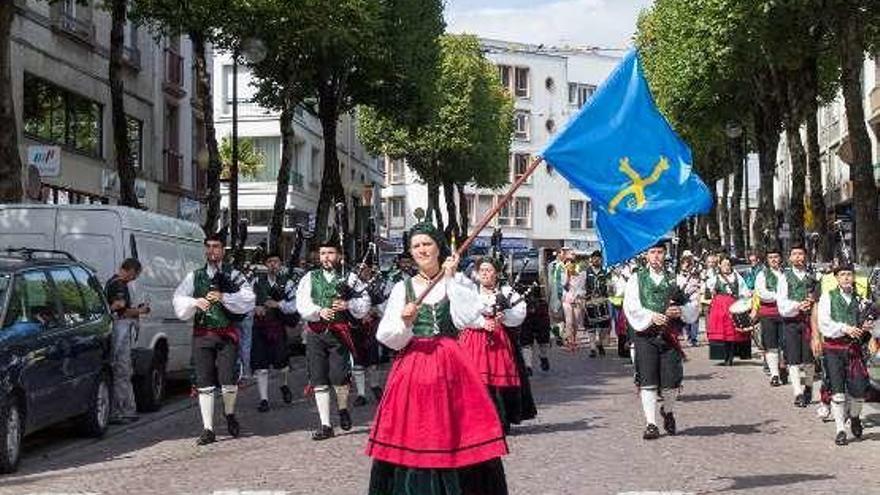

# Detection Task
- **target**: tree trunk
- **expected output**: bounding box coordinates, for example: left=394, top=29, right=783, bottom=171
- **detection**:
left=442, top=176, right=459, bottom=243
left=707, top=183, right=721, bottom=249
left=731, top=137, right=745, bottom=257
left=109, top=0, right=138, bottom=208
left=805, top=97, right=830, bottom=261
left=0, top=2, right=22, bottom=202
left=720, top=174, right=730, bottom=250
left=754, top=104, right=781, bottom=253
left=457, top=182, right=469, bottom=239
left=315, top=88, right=345, bottom=252
left=192, top=32, right=222, bottom=234
left=426, top=180, right=444, bottom=233
left=837, top=14, right=880, bottom=264
left=269, top=104, right=294, bottom=253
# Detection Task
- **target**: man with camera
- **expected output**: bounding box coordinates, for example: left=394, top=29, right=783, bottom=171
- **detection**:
left=173, top=232, right=255, bottom=445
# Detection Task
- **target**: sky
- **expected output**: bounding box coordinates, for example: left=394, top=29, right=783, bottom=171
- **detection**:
left=444, top=0, right=655, bottom=49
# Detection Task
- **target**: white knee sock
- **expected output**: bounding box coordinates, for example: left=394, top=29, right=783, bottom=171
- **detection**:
left=368, top=366, right=381, bottom=389
left=802, top=364, right=814, bottom=389
left=538, top=343, right=549, bottom=358
left=221, top=385, right=238, bottom=415
left=197, top=387, right=215, bottom=431
left=640, top=388, right=658, bottom=426
left=522, top=346, right=534, bottom=368
left=849, top=397, right=864, bottom=418
left=334, top=385, right=350, bottom=411
left=831, top=394, right=847, bottom=433
left=352, top=367, right=366, bottom=397
left=790, top=365, right=803, bottom=396
left=766, top=350, right=780, bottom=378
left=281, top=367, right=289, bottom=387
left=256, top=369, right=270, bottom=401
left=662, top=388, right=679, bottom=413
left=630, top=345, right=636, bottom=365
left=314, top=386, right=331, bottom=427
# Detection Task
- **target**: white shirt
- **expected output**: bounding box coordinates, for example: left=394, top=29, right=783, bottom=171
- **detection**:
left=776, top=268, right=809, bottom=318
left=263, top=274, right=298, bottom=315
left=623, top=268, right=700, bottom=332
left=295, top=269, right=371, bottom=322
left=478, top=285, right=527, bottom=328
left=754, top=268, right=784, bottom=303
left=377, top=273, right=483, bottom=350
left=706, top=272, right=751, bottom=299
left=173, top=264, right=256, bottom=321
left=817, top=289, right=879, bottom=339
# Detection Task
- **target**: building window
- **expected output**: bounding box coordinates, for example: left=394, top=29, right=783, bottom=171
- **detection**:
left=390, top=197, right=405, bottom=218
left=570, top=200, right=584, bottom=229
left=513, top=197, right=531, bottom=227
left=23, top=74, right=103, bottom=157
left=568, top=83, right=596, bottom=108
left=389, top=159, right=405, bottom=184
left=311, top=148, right=321, bottom=186
left=514, top=67, right=530, bottom=98
left=584, top=200, right=594, bottom=228
left=499, top=65, right=512, bottom=92
left=126, top=116, right=143, bottom=169
left=511, top=153, right=531, bottom=182
left=476, top=194, right=494, bottom=225
left=514, top=111, right=530, bottom=141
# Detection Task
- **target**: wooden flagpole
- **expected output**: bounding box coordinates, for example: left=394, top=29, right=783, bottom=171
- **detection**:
left=414, top=155, right=546, bottom=305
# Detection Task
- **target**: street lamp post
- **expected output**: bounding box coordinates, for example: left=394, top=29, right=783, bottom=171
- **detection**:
left=231, top=48, right=239, bottom=257
left=725, top=122, right=745, bottom=256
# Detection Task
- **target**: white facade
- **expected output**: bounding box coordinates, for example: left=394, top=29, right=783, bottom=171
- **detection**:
left=381, top=39, right=621, bottom=252
left=11, top=0, right=209, bottom=220
left=212, top=51, right=383, bottom=246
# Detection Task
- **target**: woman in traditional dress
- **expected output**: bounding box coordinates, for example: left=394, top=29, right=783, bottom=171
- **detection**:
left=366, top=223, right=508, bottom=495
left=706, top=256, right=752, bottom=366
left=459, top=258, right=529, bottom=432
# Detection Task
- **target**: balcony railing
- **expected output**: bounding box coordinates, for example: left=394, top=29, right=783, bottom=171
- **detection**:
left=54, top=11, right=94, bottom=44
left=163, top=48, right=185, bottom=97
left=164, top=149, right=183, bottom=185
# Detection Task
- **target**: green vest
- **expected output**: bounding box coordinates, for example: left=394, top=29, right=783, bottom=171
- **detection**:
left=637, top=268, right=672, bottom=313
left=829, top=288, right=858, bottom=326
left=714, top=274, right=739, bottom=296
left=193, top=266, right=231, bottom=329
left=310, top=270, right=345, bottom=323
left=404, top=277, right=455, bottom=337
left=763, top=268, right=778, bottom=292
left=255, top=273, right=288, bottom=319
left=784, top=269, right=808, bottom=302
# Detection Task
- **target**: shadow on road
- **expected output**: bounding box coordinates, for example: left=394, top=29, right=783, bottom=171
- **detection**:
left=678, top=393, right=733, bottom=403
left=510, top=416, right=601, bottom=436
left=711, top=473, right=836, bottom=492
left=678, top=420, right=779, bottom=437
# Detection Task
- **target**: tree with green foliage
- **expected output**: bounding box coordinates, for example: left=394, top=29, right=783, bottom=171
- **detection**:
left=107, top=0, right=139, bottom=208
left=219, top=136, right=264, bottom=180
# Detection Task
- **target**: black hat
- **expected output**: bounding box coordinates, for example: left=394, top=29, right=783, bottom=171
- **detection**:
left=265, top=251, right=282, bottom=260
left=764, top=240, right=783, bottom=255
left=833, top=263, right=854, bottom=275
left=590, top=250, right=602, bottom=258
left=205, top=227, right=227, bottom=246
left=648, top=240, right=667, bottom=250
left=789, top=243, right=807, bottom=253
left=318, top=229, right=340, bottom=249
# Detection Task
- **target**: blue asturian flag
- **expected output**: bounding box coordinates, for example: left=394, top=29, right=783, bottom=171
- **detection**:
left=541, top=49, right=711, bottom=265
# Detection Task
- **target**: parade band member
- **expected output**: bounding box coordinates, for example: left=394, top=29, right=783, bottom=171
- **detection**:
left=624, top=242, right=700, bottom=440
left=520, top=284, right=552, bottom=374
left=252, top=252, right=298, bottom=412
left=706, top=255, right=751, bottom=366
left=584, top=250, right=611, bottom=357
left=561, top=252, right=586, bottom=351
left=173, top=232, right=255, bottom=445
left=754, top=245, right=786, bottom=386
left=105, top=258, right=148, bottom=425
left=367, top=222, right=508, bottom=495
left=816, top=264, right=878, bottom=445
left=459, top=257, right=527, bottom=433
left=296, top=237, right=371, bottom=440
left=351, top=264, right=384, bottom=406
left=776, top=245, right=816, bottom=407
left=547, top=247, right=568, bottom=345
left=676, top=251, right=700, bottom=347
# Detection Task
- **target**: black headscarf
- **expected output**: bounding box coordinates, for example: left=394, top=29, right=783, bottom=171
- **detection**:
left=408, top=222, right=451, bottom=260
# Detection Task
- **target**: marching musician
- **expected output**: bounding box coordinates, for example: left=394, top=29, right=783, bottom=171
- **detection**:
left=816, top=264, right=878, bottom=445
left=351, top=262, right=385, bottom=406
left=676, top=251, right=701, bottom=347
left=584, top=250, right=611, bottom=357
left=251, top=252, right=298, bottom=412
left=561, top=251, right=586, bottom=351
left=705, top=254, right=751, bottom=366
left=754, top=243, right=787, bottom=387
left=624, top=242, right=700, bottom=440
left=295, top=235, right=371, bottom=440
left=547, top=247, right=569, bottom=345
left=776, top=244, right=817, bottom=408
left=520, top=284, right=552, bottom=374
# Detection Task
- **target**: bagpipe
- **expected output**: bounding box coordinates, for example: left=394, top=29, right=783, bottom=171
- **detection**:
left=331, top=202, right=389, bottom=307
left=207, top=268, right=248, bottom=322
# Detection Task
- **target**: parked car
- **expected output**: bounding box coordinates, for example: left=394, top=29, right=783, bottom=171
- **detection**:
left=0, top=249, right=113, bottom=473
left=0, top=205, right=205, bottom=412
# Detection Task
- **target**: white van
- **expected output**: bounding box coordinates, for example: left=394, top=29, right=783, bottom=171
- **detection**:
left=0, top=204, right=205, bottom=411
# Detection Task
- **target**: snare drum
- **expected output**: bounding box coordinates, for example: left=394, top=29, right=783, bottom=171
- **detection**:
left=729, top=298, right=755, bottom=331
left=585, top=297, right=610, bottom=324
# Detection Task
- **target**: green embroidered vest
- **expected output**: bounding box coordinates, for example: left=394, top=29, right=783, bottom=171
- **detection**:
left=829, top=288, right=858, bottom=326
left=193, top=266, right=231, bottom=329
left=784, top=269, right=808, bottom=302
left=714, top=274, right=739, bottom=296
left=637, top=268, right=672, bottom=313
left=404, top=277, right=456, bottom=337
left=255, top=273, right=288, bottom=305
left=310, top=270, right=345, bottom=323
left=763, top=268, right=779, bottom=292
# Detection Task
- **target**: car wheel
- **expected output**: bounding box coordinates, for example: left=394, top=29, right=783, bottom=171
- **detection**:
left=78, top=373, right=110, bottom=437
left=135, top=354, right=166, bottom=413
left=0, top=401, right=23, bottom=473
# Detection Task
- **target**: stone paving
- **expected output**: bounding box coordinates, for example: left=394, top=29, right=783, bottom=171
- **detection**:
left=2, top=344, right=878, bottom=495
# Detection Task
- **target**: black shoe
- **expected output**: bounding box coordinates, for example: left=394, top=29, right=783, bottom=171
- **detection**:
left=540, top=357, right=550, bottom=371
left=802, top=387, right=812, bottom=407
left=353, top=395, right=368, bottom=407
left=196, top=429, right=216, bottom=446
left=312, top=425, right=334, bottom=441
left=835, top=431, right=848, bottom=446
left=589, top=349, right=598, bottom=358
left=770, top=376, right=781, bottom=387
left=526, top=366, right=533, bottom=377
left=371, top=386, right=383, bottom=402
left=280, top=385, right=293, bottom=404
left=226, top=414, right=240, bottom=438
left=339, top=409, right=352, bottom=431
left=794, top=394, right=804, bottom=407
left=660, top=409, right=677, bottom=435
left=257, top=399, right=270, bottom=413
left=780, top=370, right=789, bottom=385
left=598, top=345, right=606, bottom=356
left=643, top=424, right=660, bottom=440
left=851, top=417, right=863, bottom=439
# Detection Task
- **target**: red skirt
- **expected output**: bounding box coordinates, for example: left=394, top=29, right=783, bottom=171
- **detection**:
left=366, top=336, right=508, bottom=468
left=459, top=326, right=521, bottom=388
left=707, top=294, right=749, bottom=343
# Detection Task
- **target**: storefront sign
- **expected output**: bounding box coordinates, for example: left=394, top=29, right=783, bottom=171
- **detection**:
left=27, top=145, right=61, bottom=177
